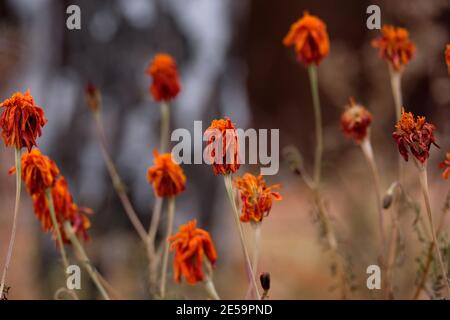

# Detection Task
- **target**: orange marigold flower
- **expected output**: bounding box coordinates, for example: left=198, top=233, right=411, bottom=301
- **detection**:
left=393, top=111, right=438, bottom=164
left=0, top=90, right=47, bottom=151
left=440, top=153, right=450, bottom=180
left=20, top=149, right=59, bottom=195
left=147, top=150, right=186, bottom=197
left=372, top=25, right=416, bottom=72
left=340, top=98, right=373, bottom=144
left=146, top=53, right=181, bottom=102
left=234, top=173, right=282, bottom=223
left=32, top=176, right=92, bottom=243
left=205, top=117, right=240, bottom=175
left=169, top=219, right=217, bottom=284
left=283, top=11, right=330, bottom=66
left=446, top=45, right=450, bottom=75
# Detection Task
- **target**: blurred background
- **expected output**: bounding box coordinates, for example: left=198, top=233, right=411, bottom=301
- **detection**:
left=0, top=0, right=449, bottom=299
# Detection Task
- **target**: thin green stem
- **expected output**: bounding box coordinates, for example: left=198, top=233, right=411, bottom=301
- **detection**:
left=160, top=101, right=170, bottom=153
left=418, top=165, right=450, bottom=298
left=63, top=222, right=110, bottom=300
left=46, top=189, right=70, bottom=270
left=308, top=65, right=323, bottom=187
left=223, top=174, right=260, bottom=299
left=204, top=260, right=220, bottom=300
left=0, top=148, right=22, bottom=297
left=93, top=111, right=148, bottom=244
left=159, top=196, right=175, bottom=298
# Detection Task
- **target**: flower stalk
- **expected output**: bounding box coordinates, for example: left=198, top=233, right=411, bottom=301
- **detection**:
left=159, top=196, right=176, bottom=298
left=160, top=101, right=170, bottom=153
left=308, top=65, right=323, bottom=187
left=204, top=261, right=220, bottom=300
left=0, top=148, right=22, bottom=297
left=417, top=163, right=450, bottom=297
left=64, top=221, right=111, bottom=300
left=223, top=174, right=260, bottom=299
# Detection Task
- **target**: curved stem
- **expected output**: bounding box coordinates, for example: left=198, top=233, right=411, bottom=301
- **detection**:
left=418, top=165, right=450, bottom=298
left=46, top=189, right=70, bottom=270
left=159, top=196, right=175, bottom=298
left=308, top=65, right=323, bottom=187
left=0, top=148, right=22, bottom=298
left=160, top=101, right=170, bottom=153
left=245, top=223, right=261, bottom=299
left=224, top=174, right=260, bottom=299
left=64, top=222, right=110, bottom=300
left=360, top=139, right=386, bottom=260
left=93, top=112, right=148, bottom=244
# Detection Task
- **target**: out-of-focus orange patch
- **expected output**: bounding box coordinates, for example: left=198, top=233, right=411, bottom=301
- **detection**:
left=32, top=176, right=92, bottom=244
left=0, top=90, right=47, bottom=151
left=146, top=53, right=181, bottom=102
left=440, top=153, right=450, bottom=180
left=283, top=11, right=330, bottom=66
left=393, top=111, right=438, bottom=164
left=147, top=150, right=186, bottom=197
left=372, top=25, right=416, bottom=71
left=340, top=98, right=373, bottom=144
left=446, top=45, right=450, bottom=75
left=234, top=173, right=282, bottom=223
left=169, top=219, right=217, bottom=284
left=205, top=117, right=240, bottom=175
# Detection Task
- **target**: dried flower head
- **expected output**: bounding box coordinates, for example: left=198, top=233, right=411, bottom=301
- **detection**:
left=169, top=219, right=217, bottom=284
left=205, top=117, right=240, bottom=175
left=372, top=25, right=416, bottom=72
left=393, top=111, right=438, bottom=164
left=18, top=149, right=60, bottom=195
left=85, top=83, right=101, bottom=112
left=340, top=98, right=373, bottom=144
left=283, top=11, right=330, bottom=66
left=32, top=176, right=92, bottom=243
left=446, top=45, right=450, bottom=75
left=440, top=153, right=450, bottom=180
left=147, top=150, right=186, bottom=197
left=234, top=173, right=282, bottom=223
left=0, top=90, right=47, bottom=151
left=146, top=53, right=181, bottom=102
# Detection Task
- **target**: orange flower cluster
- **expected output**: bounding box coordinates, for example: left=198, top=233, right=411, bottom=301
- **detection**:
left=446, top=45, right=450, bottom=75
left=20, top=149, right=59, bottom=195
left=283, top=12, right=330, bottom=66
left=393, top=111, right=438, bottom=164
left=32, top=176, right=92, bottom=243
left=0, top=91, right=47, bottom=151
left=234, top=173, right=282, bottom=223
left=205, top=117, right=240, bottom=175
left=147, top=150, right=186, bottom=197
left=340, top=100, right=373, bottom=144
left=169, top=219, right=217, bottom=284
left=440, top=153, right=450, bottom=180
left=146, top=54, right=181, bottom=102
left=372, top=25, right=416, bottom=71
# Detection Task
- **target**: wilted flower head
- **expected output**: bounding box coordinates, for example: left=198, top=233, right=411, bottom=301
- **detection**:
left=32, top=176, right=92, bottom=243
left=147, top=150, right=186, bottom=197
left=205, top=117, right=240, bottom=175
left=260, top=272, right=271, bottom=291
left=283, top=11, right=330, bottom=66
left=393, top=111, right=438, bottom=164
left=169, top=219, right=217, bottom=284
left=372, top=25, right=416, bottom=72
left=234, top=173, right=282, bottom=223
left=0, top=90, right=47, bottom=151
left=340, top=98, right=373, bottom=144
left=146, top=53, right=181, bottom=102
left=440, top=153, right=450, bottom=180
left=85, top=83, right=101, bottom=112
left=446, top=45, right=450, bottom=75
left=17, top=149, right=60, bottom=195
